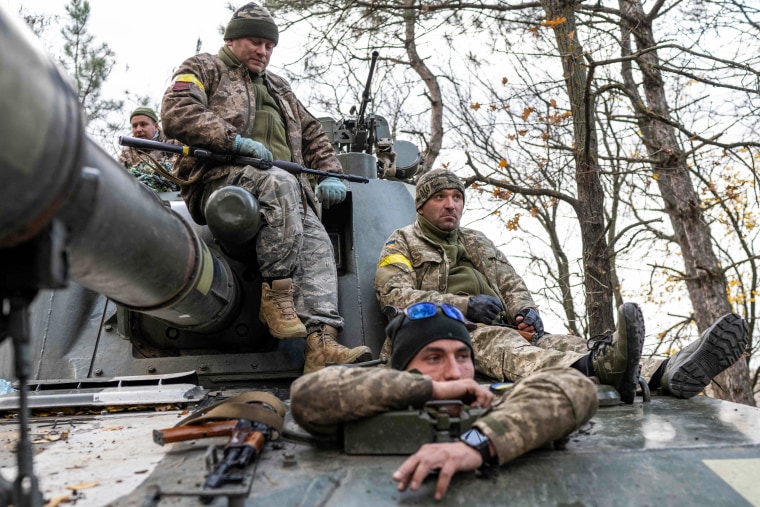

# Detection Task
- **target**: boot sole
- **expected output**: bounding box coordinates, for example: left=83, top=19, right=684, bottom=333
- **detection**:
left=348, top=347, right=374, bottom=364
left=618, top=302, right=645, bottom=404
left=667, top=313, right=748, bottom=399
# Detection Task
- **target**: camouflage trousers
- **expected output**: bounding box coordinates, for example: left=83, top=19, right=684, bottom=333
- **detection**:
left=203, top=166, right=343, bottom=333
left=471, top=326, right=664, bottom=383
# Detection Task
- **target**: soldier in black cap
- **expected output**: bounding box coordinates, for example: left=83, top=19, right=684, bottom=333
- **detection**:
left=291, top=302, right=598, bottom=500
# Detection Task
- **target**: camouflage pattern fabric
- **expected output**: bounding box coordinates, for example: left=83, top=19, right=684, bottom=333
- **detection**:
left=639, top=356, right=666, bottom=382
left=290, top=365, right=598, bottom=466
left=200, top=166, right=342, bottom=331
left=471, top=325, right=586, bottom=381
left=161, top=52, right=342, bottom=225
left=414, top=169, right=466, bottom=209
left=375, top=221, right=596, bottom=382
left=290, top=366, right=434, bottom=436
left=161, top=51, right=344, bottom=332
left=375, top=221, right=536, bottom=319
left=119, top=131, right=179, bottom=192
left=474, top=366, right=597, bottom=465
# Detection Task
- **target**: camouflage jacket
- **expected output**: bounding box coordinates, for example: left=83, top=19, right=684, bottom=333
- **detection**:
left=161, top=52, right=342, bottom=224
left=118, top=130, right=176, bottom=169
left=374, top=221, right=536, bottom=325
left=290, top=366, right=598, bottom=466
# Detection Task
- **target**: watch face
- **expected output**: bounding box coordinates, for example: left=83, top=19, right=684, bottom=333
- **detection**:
left=461, top=428, right=488, bottom=448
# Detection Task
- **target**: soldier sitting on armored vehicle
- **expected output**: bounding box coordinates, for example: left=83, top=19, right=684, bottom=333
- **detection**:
left=118, top=106, right=180, bottom=192
left=291, top=302, right=599, bottom=501
left=374, top=169, right=750, bottom=403
left=160, top=2, right=371, bottom=372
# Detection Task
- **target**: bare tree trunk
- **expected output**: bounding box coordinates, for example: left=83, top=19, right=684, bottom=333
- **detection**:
left=402, top=0, right=443, bottom=174
left=540, top=0, right=615, bottom=336
left=618, top=0, right=754, bottom=405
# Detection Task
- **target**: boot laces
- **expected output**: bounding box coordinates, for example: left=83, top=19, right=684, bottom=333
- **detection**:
left=587, top=334, right=613, bottom=360
left=313, top=328, right=337, bottom=348
left=269, top=288, right=298, bottom=318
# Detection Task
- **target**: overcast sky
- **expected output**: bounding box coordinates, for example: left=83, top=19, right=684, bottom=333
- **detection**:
left=1, top=1, right=303, bottom=114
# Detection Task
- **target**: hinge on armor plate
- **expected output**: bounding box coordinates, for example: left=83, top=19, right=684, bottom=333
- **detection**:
left=342, top=400, right=484, bottom=455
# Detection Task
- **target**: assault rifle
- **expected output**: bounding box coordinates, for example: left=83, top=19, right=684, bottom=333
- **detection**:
left=118, top=136, right=370, bottom=184
left=202, top=419, right=268, bottom=491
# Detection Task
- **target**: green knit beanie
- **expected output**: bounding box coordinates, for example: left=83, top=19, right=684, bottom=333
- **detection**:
left=224, top=2, right=279, bottom=45
left=130, top=107, right=158, bottom=123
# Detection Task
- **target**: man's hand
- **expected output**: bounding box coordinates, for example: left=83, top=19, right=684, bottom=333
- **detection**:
left=515, top=308, right=544, bottom=338
left=233, top=134, right=273, bottom=161
left=466, top=294, right=504, bottom=324
left=315, top=176, right=346, bottom=208
left=393, top=442, right=483, bottom=501
left=431, top=379, right=493, bottom=408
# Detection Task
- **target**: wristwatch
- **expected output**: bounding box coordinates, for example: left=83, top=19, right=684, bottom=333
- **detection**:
left=459, top=427, right=496, bottom=467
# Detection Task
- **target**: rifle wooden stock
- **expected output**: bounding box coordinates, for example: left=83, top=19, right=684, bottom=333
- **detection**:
left=152, top=420, right=238, bottom=446
left=118, top=136, right=370, bottom=183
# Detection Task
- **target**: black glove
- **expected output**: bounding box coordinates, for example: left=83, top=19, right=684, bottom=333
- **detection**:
left=516, top=308, right=544, bottom=338
left=466, top=295, right=504, bottom=324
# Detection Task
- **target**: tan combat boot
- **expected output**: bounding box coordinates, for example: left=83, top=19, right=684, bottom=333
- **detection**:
left=259, top=278, right=307, bottom=339
left=303, top=325, right=373, bottom=374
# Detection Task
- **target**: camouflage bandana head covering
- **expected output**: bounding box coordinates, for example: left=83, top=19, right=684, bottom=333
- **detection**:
left=386, top=304, right=474, bottom=371
left=224, top=2, right=279, bottom=45
left=130, top=106, right=158, bottom=123
left=415, top=169, right=466, bottom=209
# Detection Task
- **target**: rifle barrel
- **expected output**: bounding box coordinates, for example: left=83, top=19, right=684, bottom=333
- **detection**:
left=118, top=136, right=369, bottom=184
left=356, top=51, right=379, bottom=125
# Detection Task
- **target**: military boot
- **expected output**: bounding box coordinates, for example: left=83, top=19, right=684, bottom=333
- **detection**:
left=588, top=302, right=645, bottom=404
left=259, top=278, right=307, bottom=339
left=661, top=313, right=748, bottom=399
left=303, top=325, right=373, bottom=374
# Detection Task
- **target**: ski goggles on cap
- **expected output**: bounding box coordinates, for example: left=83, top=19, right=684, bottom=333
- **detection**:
left=384, top=302, right=476, bottom=330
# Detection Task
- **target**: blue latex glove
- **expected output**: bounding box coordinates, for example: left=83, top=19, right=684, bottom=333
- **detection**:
left=466, top=295, right=504, bottom=324
left=233, top=135, right=273, bottom=161
left=315, top=177, right=346, bottom=209
left=516, top=308, right=544, bottom=338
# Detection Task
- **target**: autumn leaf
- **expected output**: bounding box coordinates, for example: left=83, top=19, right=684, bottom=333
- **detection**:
left=501, top=77, right=508, bottom=85
left=530, top=207, right=538, bottom=217
left=506, top=213, right=521, bottom=230
left=652, top=173, right=660, bottom=180
left=499, top=159, right=508, bottom=168
left=66, top=482, right=98, bottom=490
left=541, top=16, right=567, bottom=28
left=470, top=102, right=481, bottom=110
left=521, top=107, right=534, bottom=121
left=550, top=99, right=557, bottom=108
left=518, top=129, right=528, bottom=136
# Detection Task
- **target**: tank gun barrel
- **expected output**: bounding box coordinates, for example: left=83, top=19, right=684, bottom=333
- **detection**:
left=0, top=9, right=236, bottom=332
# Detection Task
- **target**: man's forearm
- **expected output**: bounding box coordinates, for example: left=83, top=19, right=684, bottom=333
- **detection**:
left=290, top=366, right=433, bottom=433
